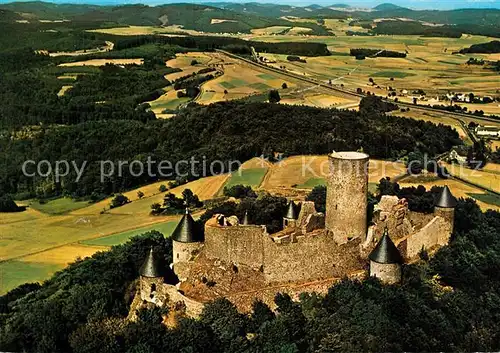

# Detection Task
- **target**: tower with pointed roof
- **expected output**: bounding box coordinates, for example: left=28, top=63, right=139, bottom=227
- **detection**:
left=283, top=201, right=300, bottom=228
left=172, top=209, right=204, bottom=265
left=139, top=246, right=166, bottom=304
left=369, top=228, right=403, bottom=284
left=434, top=185, right=457, bottom=245
left=241, top=211, right=250, bottom=225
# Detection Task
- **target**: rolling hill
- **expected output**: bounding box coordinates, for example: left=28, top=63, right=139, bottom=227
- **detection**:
left=0, top=1, right=498, bottom=34
left=0, top=1, right=332, bottom=33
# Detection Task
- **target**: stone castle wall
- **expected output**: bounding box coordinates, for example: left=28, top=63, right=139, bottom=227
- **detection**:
left=325, top=152, right=369, bottom=244
left=204, top=217, right=364, bottom=284
left=399, top=216, right=451, bottom=259
left=204, top=220, right=266, bottom=270
left=263, top=232, right=363, bottom=283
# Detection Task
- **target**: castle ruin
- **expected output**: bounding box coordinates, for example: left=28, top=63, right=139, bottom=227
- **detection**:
left=129, top=151, right=457, bottom=319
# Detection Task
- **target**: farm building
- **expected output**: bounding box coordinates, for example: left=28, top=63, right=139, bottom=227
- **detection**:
left=476, top=125, right=500, bottom=139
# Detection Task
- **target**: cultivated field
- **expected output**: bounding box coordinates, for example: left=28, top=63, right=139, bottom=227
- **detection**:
left=89, top=25, right=201, bottom=36
left=254, top=33, right=500, bottom=109
left=280, top=92, right=358, bottom=109
left=399, top=176, right=500, bottom=211
left=29, top=197, right=90, bottom=214
left=388, top=109, right=473, bottom=144
left=0, top=174, right=228, bottom=294
left=259, top=155, right=407, bottom=192
left=147, top=88, right=189, bottom=117
left=147, top=52, right=218, bottom=117
left=443, top=162, right=500, bottom=192
left=57, top=85, right=72, bottom=96
left=165, top=52, right=213, bottom=80
left=197, top=53, right=303, bottom=104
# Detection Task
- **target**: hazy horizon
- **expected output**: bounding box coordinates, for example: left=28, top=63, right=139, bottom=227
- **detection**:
left=0, top=0, right=499, bottom=10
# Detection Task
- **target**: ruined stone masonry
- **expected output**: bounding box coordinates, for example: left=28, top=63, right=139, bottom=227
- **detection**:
left=128, top=151, right=457, bottom=320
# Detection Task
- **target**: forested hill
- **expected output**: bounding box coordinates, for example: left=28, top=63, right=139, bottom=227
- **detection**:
left=0, top=100, right=461, bottom=200
left=206, top=2, right=500, bottom=26
left=459, top=40, right=500, bottom=54
left=0, top=2, right=329, bottom=34
left=1, top=1, right=499, bottom=32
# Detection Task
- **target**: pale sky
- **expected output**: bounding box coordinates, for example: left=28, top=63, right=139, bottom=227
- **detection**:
left=1, top=0, right=500, bottom=10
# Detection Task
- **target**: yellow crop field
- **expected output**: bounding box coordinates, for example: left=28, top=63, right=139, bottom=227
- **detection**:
left=483, top=163, right=500, bottom=173
left=197, top=53, right=302, bottom=104
left=0, top=175, right=208, bottom=293
left=59, top=58, right=143, bottom=67
left=249, top=33, right=500, bottom=100
left=147, top=88, right=189, bottom=116
left=399, top=177, right=499, bottom=211
left=287, top=27, right=313, bottom=35
left=88, top=25, right=202, bottom=36
left=260, top=155, right=406, bottom=190
left=72, top=173, right=230, bottom=218
left=444, top=163, right=500, bottom=192
left=389, top=109, right=472, bottom=143
left=57, top=85, right=72, bottom=96
left=165, top=52, right=213, bottom=80
left=251, top=26, right=291, bottom=35
left=0, top=212, right=177, bottom=262
left=281, top=93, right=357, bottom=108
left=0, top=207, right=48, bottom=225
left=22, top=244, right=106, bottom=265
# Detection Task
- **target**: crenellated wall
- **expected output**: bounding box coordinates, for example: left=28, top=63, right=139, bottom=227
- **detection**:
left=204, top=216, right=364, bottom=284
left=204, top=218, right=267, bottom=270
left=400, top=216, right=451, bottom=259
left=262, top=232, right=363, bottom=283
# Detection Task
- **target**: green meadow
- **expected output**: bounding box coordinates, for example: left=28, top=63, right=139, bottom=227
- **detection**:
left=80, top=220, right=178, bottom=246
left=224, top=168, right=268, bottom=188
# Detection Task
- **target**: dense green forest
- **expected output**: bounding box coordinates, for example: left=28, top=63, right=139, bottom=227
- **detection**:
left=111, top=34, right=331, bottom=57
left=459, top=40, right=500, bottom=54
left=1, top=196, right=499, bottom=352
left=371, top=21, right=463, bottom=38
left=0, top=99, right=461, bottom=200
left=350, top=48, right=407, bottom=58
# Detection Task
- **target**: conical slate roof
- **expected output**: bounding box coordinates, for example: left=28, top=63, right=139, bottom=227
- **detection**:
left=435, top=186, right=457, bottom=208
left=139, top=247, right=163, bottom=278
left=285, top=201, right=299, bottom=219
left=369, top=228, right=403, bottom=264
left=172, top=209, right=203, bottom=243
left=242, top=211, right=249, bottom=225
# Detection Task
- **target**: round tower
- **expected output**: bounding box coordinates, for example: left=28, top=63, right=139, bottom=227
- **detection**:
left=139, top=247, right=165, bottom=303
left=369, top=228, right=403, bottom=284
left=325, top=151, right=369, bottom=244
left=434, top=185, right=457, bottom=245
left=172, top=209, right=204, bottom=264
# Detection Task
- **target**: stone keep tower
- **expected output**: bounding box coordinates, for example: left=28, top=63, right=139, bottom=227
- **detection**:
left=369, top=228, right=403, bottom=284
left=325, top=151, right=369, bottom=244
left=172, top=209, right=204, bottom=264
left=434, top=185, right=457, bottom=245
left=139, top=247, right=165, bottom=304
